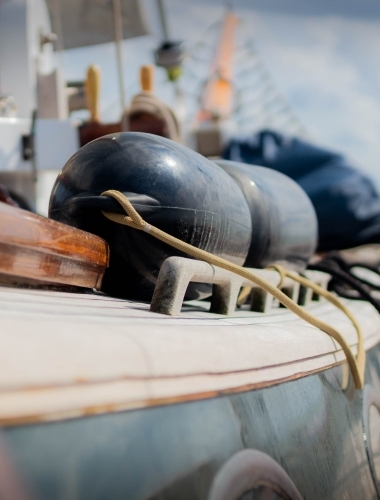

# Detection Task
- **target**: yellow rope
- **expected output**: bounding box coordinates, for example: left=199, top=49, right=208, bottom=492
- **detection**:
left=101, top=189, right=365, bottom=389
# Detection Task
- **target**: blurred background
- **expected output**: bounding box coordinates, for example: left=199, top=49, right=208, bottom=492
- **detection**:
left=63, top=0, right=380, bottom=185
left=2, top=0, right=380, bottom=215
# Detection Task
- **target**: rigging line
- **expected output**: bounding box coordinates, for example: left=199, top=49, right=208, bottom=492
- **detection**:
left=100, top=190, right=366, bottom=390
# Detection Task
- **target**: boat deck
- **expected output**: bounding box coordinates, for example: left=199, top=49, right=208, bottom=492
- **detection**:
left=0, top=284, right=379, bottom=426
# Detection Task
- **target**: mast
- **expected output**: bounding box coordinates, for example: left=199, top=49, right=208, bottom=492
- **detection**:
left=192, top=8, right=308, bottom=138
left=199, top=11, right=239, bottom=122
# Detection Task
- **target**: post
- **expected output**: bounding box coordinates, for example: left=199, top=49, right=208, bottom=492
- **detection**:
left=112, top=0, right=126, bottom=113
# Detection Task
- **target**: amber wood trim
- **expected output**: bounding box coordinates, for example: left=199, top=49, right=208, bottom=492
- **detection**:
left=0, top=359, right=354, bottom=427
left=0, top=203, right=109, bottom=288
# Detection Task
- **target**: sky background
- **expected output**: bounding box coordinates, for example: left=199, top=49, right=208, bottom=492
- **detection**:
left=61, top=0, right=380, bottom=186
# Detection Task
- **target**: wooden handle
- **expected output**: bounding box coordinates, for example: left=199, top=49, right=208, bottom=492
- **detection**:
left=140, top=65, right=154, bottom=93
left=85, top=65, right=101, bottom=122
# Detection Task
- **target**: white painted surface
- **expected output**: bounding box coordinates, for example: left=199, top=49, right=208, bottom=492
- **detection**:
left=0, top=118, right=32, bottom=172
left=0, top=117, right=78, bottom=172
left=35, top=118, right=79, bottom=170
left=0, top=285, right=378, bottom=424
left=35, top=170, right=59, bottom=215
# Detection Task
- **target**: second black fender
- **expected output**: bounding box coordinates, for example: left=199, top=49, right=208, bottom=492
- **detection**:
left=215, top=159, right=318, bottom=271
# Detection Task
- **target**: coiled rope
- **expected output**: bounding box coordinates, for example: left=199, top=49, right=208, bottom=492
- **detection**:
left=310, top=254, right=380, bottom=312
left=101, top=189, right=365, bottom=389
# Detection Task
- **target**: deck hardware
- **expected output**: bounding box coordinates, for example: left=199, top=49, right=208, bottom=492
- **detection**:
left=150, top=257, right=329, bottom=316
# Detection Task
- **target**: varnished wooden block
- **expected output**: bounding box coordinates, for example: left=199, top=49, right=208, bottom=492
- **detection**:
left=0, top=202, right=109, bottom=289
left=79, top=122, right=122, bottom=147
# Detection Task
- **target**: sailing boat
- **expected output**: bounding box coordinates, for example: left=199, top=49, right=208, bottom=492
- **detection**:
left=1, top=2, right=380, bottom=500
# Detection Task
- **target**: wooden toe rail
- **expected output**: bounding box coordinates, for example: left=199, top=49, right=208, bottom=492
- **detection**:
left=0, top=203, right=109, bottom=289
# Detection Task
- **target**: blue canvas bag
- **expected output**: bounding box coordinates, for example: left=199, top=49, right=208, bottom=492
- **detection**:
left=223, top=130, right=380, bottom=251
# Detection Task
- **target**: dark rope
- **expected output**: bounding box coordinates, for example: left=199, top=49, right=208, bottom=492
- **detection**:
left=346, top=263, right=380, bottom=291
left=309, top=254, right=380, bottom=314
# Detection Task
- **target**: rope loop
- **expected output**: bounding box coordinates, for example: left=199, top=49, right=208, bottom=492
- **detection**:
left=101, top=190, right=365, bottom=389
left=266, top=264, right=285, bottom=289
left=101, top=190, right=146, bottom=230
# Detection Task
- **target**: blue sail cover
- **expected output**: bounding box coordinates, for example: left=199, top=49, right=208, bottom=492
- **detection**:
left=223, top=130, right=380, bottom=251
